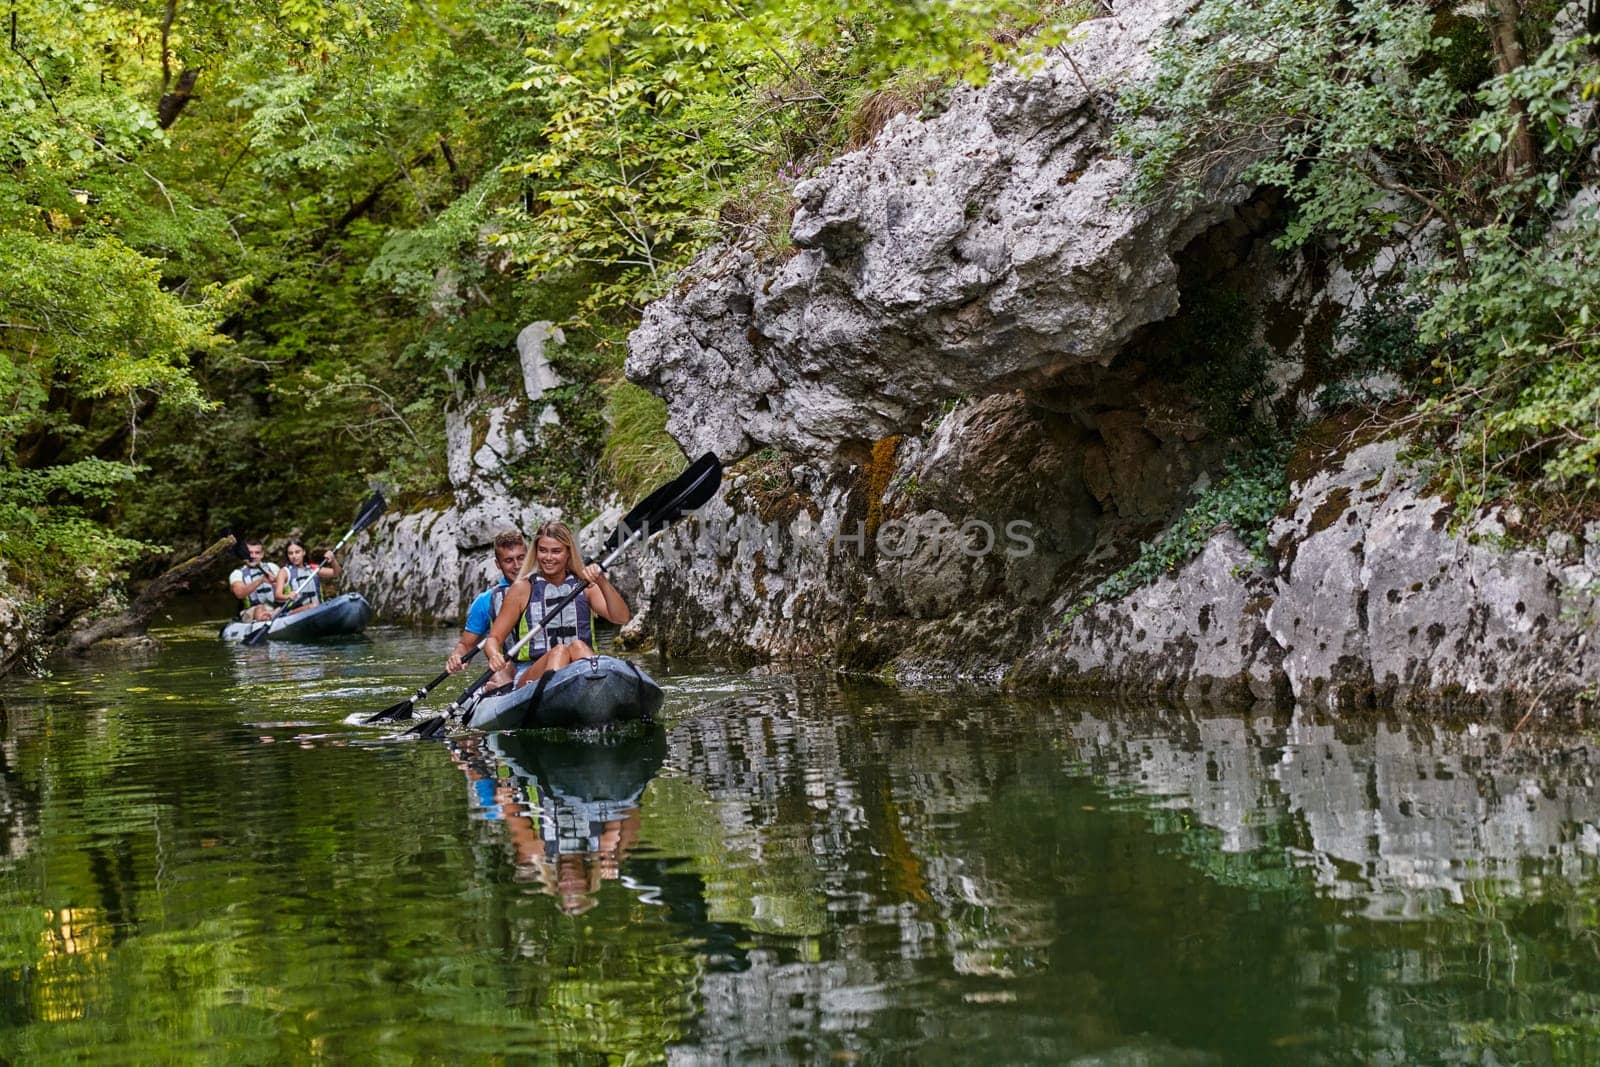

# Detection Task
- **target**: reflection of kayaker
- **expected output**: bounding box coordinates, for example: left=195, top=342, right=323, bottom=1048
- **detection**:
left=450, top=725, right=667, bottom=914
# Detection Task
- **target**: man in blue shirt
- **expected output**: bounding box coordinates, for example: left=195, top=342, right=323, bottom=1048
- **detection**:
left=445, top=529, right=527, bottom=686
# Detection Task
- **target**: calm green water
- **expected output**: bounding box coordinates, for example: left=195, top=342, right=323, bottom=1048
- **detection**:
left=2, top=621, right=1600, bottom=1064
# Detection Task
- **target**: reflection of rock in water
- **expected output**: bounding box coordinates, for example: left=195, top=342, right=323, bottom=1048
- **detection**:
left=1066, top=707, right=1600, bottom=915
left=658, top=682, right=1600, bottom=1062
left=0, top=737, right=37, bottom=863
left=666, top=683, right=1060, bottom=986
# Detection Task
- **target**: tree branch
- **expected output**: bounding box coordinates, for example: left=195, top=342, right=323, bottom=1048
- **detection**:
left=159, top=0, right=176, bottom=92
left=9, top=9, right=62, bottom=117
left=158, top=67, right=200, bottom=129
left=67, top=535, right=240, bottom=653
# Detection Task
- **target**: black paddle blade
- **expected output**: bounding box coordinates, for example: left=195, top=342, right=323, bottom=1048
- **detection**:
left=351, top=490, right=388, bottom=535
left=602, top=452, right=723, bottom=554
left=365, top=698, right=416, bottom=724
left=241, top=621, right=271, bottom=646
left=224, top=527, right=251, bottom=560
left=404, top=715, right=448, bottom=740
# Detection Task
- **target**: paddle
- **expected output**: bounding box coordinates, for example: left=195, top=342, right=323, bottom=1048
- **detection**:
left=241, top=490, right=387, bottom=646
left=365, top=651, right=484, bottom=724
left=395, top=452, right=722, bottom=739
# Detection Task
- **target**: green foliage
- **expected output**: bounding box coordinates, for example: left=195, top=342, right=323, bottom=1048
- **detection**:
left=1116, top=0, right=1600, bottom=517
left=1116, top=0, right=1474, bottom=248
left=502, top=356, right=615, bottom=520
left=602, top=381, right=686, bottom=501
left=498, top=0, right=1075, bottom=322
left=1058, top=445, right=1289, bottom=627
left=0, top=460, right=161, bottom=614
left=1420, top=215, right=1600, bottom=505
left=1316, top=291, right=1428, bottom=409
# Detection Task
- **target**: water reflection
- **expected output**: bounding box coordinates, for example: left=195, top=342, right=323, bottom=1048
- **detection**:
left=452, top=726, right=666, bottom=913
left=7, top=632, right=1600, bottom=1063
left=1063, top=707, right=1600, bottom=916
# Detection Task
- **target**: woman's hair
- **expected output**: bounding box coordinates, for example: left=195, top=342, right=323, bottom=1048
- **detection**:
left=284, top=538, right=307, bottom=556
left=517, top=520, right=586, bottom=582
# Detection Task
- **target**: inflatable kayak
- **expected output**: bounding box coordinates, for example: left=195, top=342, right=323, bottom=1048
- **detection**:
left=465, top=655, right=663, bottom=732
left=219, top=592, right=374, bottom=643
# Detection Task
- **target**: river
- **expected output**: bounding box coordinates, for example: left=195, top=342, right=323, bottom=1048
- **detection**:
left=1, top=613, right=1598, bottom=1063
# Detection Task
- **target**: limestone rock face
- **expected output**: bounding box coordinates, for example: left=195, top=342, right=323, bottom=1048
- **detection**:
left=1014, top=440, right=1600, bottom=712
left=1265, top=441, right=1600, bottom=710
left=621, top=393, right=1600, bottom=714
left=0, top=584, right=25, bottom=677
left=343, top=323, right=567, bottom=625
left=1028, top=531, right=1286, bottom=706
left=627, top=0, right=1246, bottom=459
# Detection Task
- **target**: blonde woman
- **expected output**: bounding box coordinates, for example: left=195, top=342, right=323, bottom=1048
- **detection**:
left=482, top=521, right=631, bottom=688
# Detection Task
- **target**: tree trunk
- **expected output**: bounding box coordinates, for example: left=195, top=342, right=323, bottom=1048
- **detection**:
left=66, top=535, right=237, bottom=653
left=1488, top=0, right=1537, bottom=179
left=158, top=68, right=200, bottom=129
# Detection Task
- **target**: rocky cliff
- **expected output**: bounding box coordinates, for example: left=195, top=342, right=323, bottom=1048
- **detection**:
left=349, top=0, right=1600, bottom=716
left=343, top=323, right=567, bottom=624
left=611, top=0, right=1600, bottom=716
left=0, top=581, right=25, bottom=677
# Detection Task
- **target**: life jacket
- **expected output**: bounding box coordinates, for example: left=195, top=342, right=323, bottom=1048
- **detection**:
left=281, top=562, right=322, bottom=607
left=492, top=575, right=592, bottom=662
left=238, top=563, right=278, bottom=608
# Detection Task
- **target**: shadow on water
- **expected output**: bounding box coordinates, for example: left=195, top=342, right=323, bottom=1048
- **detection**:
left=3, top=626, right=1600, bottom=1062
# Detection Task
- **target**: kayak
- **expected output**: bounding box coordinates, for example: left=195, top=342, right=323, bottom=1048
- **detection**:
left=465, top=654, right=663, bottom=732
left=218, top=592, right=374, bottom=643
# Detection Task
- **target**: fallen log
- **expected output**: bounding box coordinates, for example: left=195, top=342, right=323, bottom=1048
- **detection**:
left=67, top=535, right=237, bottom=653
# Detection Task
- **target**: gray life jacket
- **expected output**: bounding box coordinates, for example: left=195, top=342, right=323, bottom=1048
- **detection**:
left=238, top=563, right=279, bottom=607
left=281, top=563, right=322, bottom=606
left=492, top=575, right=592, bottom=662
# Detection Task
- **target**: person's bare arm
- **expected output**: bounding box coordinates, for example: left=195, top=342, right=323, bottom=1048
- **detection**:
left=582, top=563, right=631, bottom=625
left=483, top=580, right=531, bottom=673
left=446, top=628, right=482, bottom=673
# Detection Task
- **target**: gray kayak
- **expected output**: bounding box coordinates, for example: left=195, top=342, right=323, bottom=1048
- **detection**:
left=465, top=655, right=663, bottom=732
left=218, top=592, right=374, bottom=643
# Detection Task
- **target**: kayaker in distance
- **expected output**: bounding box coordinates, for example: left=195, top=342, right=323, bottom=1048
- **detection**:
left=229, top=539, right=280, bottom=622
left=273, top=538, right=340, bottom=615
left=444, top=528, right=528, bottom=689
left=482, top=520, right=631, bottom=689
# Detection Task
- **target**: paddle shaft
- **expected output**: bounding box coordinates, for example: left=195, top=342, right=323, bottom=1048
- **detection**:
left=440, top=529, right=643, bottom=720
